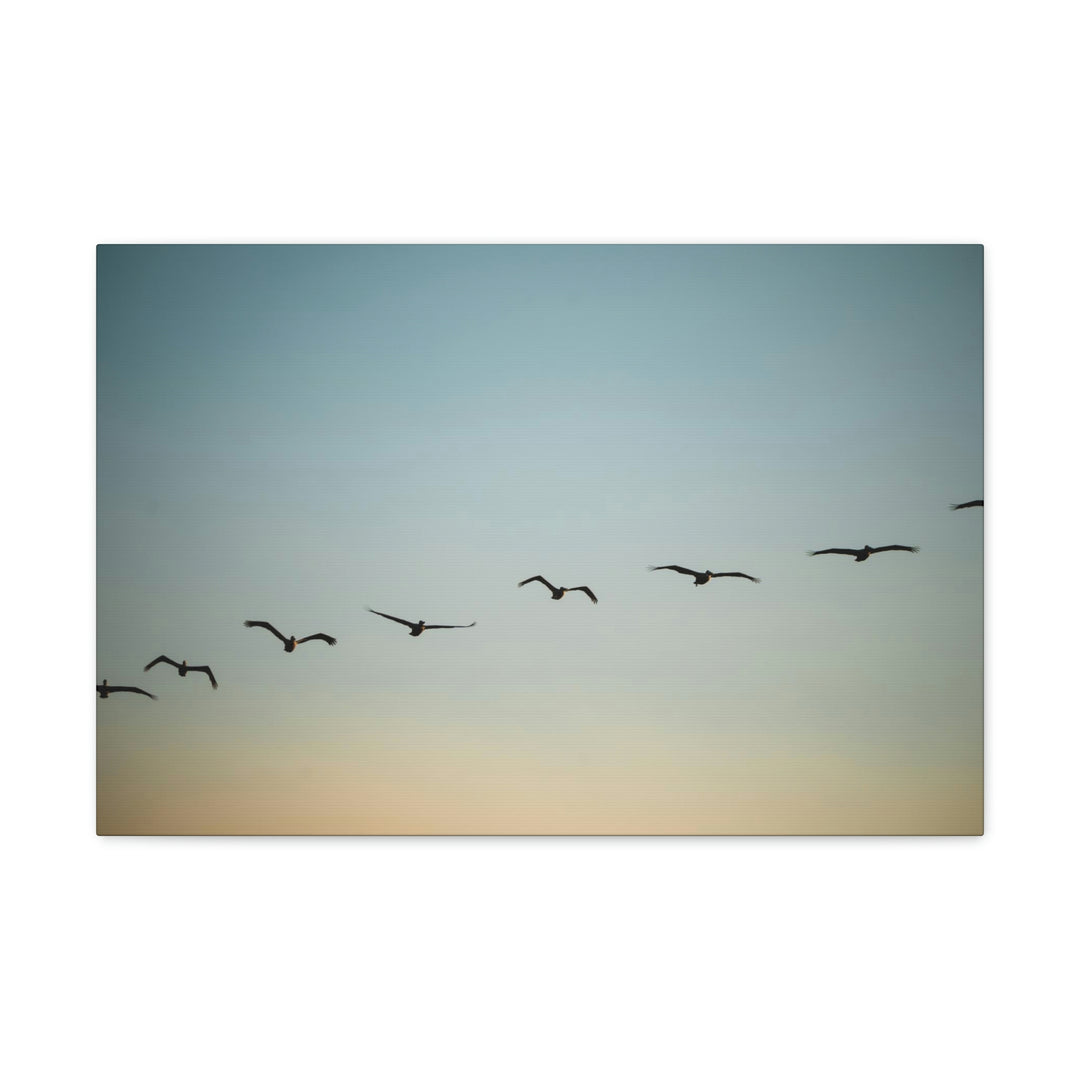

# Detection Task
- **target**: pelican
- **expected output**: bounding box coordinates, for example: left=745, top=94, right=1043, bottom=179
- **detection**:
left=367, top=608, right=476, bottom=636
left=648, top=565, right=760, bottom=586
left=951, top=500, right=983, bottom=510
left=243, top=620, right=337, bottom=651
left=808, top=544, right=920, bottom=561
left=517, top=575, right=598, bottom=604
left=96, top=680, right=157, bottom=700
left=144, top=655, right=218, bottom=689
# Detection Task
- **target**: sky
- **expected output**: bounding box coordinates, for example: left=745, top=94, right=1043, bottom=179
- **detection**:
left=96, top=244, right=983, bottom=834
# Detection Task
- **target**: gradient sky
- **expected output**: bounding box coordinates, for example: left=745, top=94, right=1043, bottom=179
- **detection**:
left=97, top=244, right=983, bottom=834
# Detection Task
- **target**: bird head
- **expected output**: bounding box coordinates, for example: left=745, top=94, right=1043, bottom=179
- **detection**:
left=418, top=620, right=426, bottom=627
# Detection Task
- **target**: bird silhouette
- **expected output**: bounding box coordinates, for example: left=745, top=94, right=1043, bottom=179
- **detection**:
left=648, top=565, right=760, bottom=586
left=517, top=575, right=598, bottom=604
left=367, top=608, right=476, bottom=636
left=243, top=621, right=337, bottom=651
left=144, top=655, right=218, bottom=688
left=96, top=679, right=157, bottom=700
left=808, top=545, right=920, bottom=562
left=950, top=500, right=983, bottom=510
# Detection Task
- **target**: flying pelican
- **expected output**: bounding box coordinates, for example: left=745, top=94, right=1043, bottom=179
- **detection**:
left=243, top=620, right=337, bottom=651
left=367, top=608, right=476, bottom=637
left=808, top=545, right=920, bottom=562
left=144, top=655, right=218, bottom=689
left=648, top=565, right=761, bottom=586
left=96, top=680, right=157, bottom=700
left=951, top=500, right=983, bottom=510
left=518, top=575, right=598, bottom=604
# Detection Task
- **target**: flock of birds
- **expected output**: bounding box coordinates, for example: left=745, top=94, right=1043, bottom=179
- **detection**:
left=96, top=499, right=982, bottom=701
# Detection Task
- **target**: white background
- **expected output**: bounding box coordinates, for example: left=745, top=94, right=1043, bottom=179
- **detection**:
left=2, top=2, right=1076, bottom=1077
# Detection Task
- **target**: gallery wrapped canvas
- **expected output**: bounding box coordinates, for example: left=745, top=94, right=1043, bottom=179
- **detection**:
left=96, top=244, right=983, bottom=835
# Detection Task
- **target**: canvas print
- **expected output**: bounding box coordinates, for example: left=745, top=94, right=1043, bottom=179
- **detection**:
left=96, top=244, right=983, bottom=834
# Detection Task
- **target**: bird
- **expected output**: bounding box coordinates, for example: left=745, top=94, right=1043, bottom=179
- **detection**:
left=951, top=500, right=983, bottom=510
left=367, top=608, right=476, bottom=636
left=96, top=680, right=157, bottom=700
left=243, top=620, right=337, bottom=651
left=808, top=545, right=920, bottom=561
left=517, top=575, right=598, bottom=604
left=648, top=565, right=760, bottom=586
left=143, top=655, right=218, bottom=689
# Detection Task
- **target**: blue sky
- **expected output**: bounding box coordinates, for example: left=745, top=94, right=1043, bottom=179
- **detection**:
left=97, top=244, right=982, bottom=833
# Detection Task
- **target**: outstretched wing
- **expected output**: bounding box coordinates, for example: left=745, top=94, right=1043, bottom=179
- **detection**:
left=297, top=633, right=337, bottom=647
left=648, top=565, right=698, bottom=576
left=189, top=665, right=219, bottom=688
left=870, top=545, right=920, bottom=554
left=808, top=549, right=860, bottom=557
left=243, top=620, right=288, bottom=643
left=367, top=608, right=415, bottom=628
left=424, top=622, right=478, bottom=630
left=114, top=686, right=158, bottom=699
left=144, top=655, right=179, bottom=671
left=951, top=500, right=983, bottom=510
left=518, top=575, right=557, bottom=595
left=712, top=572, right=760, bottom=583
left=568, top=586, right=598, bottom=604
